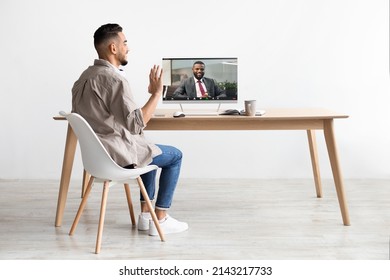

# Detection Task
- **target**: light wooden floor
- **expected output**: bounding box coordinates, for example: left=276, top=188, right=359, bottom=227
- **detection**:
left=0, top=178, right=389, bottom=260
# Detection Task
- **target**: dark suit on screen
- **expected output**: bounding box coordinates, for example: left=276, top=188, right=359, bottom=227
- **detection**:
left=172, top=77, right=225, bottom=99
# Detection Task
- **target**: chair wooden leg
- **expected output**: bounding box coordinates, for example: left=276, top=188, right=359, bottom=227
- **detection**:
left=81, top=169, right=90, bottom=198
left=124, top=183, right=136, bottom=225
left=136, top=177, right=165, bottom=242
left=69, top=176, right=95, bottom=235
left=95, top=181, right=110, bottom=254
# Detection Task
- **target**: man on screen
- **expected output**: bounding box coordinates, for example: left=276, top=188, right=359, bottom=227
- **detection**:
left=172, top=61, right=226, bottom=99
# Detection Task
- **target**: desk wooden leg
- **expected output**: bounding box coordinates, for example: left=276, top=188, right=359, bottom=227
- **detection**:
left=307, top=130, right=323, bottom=198
left=55, top=124, right=77, bottom=227
left=323, top=120, right=350, bottom=226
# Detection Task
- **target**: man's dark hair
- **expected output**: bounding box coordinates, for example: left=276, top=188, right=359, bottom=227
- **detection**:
left=193, top=61, right=205, bottom=67
left=93, top=23, right=123, bottom=49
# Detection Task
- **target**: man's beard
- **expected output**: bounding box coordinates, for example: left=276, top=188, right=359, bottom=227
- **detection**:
left=194, top=72, right=204, bottom=80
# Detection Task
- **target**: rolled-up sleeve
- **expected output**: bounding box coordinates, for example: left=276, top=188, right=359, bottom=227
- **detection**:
left=126, top=108, right=145, bottom=135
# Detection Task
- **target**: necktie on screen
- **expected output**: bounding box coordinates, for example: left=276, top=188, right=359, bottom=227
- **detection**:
left=197, top=80, right=207, bottom=97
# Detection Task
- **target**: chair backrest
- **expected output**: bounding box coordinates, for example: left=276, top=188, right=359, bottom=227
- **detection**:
left=60, top=111, right=157, bottom=181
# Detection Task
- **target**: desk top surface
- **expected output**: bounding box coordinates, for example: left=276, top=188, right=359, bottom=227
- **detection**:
left=153, top=108, right=348, bottom=119
left=54, top=108, right=348, bottom=131
left=54, top=108, right=348, bottom=121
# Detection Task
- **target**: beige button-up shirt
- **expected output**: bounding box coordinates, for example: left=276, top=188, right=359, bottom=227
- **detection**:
left=71, top=59, right=161, bottom=167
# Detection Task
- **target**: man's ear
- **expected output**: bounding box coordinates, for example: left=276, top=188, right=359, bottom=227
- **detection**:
left=109, top=43, right=117, bottom=54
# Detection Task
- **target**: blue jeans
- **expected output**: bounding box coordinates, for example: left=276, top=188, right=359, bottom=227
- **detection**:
left=140, top=144, right=183, bottom=209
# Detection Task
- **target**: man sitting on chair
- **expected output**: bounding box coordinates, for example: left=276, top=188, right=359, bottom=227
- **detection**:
left=71, top=23, right=188, bottom=236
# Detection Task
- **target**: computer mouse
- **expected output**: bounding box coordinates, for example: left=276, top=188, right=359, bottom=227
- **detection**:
left=219, top=109, right=240, bottom=115
left=173, top=111, right=185, bottom=118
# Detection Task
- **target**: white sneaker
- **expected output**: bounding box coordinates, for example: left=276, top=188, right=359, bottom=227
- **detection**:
left=138, top=213, right=151, bottom=231
left=149, top=215, right=188, bottom=236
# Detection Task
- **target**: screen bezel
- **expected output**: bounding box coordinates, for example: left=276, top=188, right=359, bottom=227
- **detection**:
left=162, top=57, right=238, bottom=104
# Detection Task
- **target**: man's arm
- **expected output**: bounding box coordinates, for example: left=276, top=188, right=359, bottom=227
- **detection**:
left=205, top=78, right=225, bottom=98
left=141, top=65, right=163, bottom=123
left=172, top=80, right=189, bottom=99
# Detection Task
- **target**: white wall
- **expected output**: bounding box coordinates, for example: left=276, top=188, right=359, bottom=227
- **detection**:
left=0, top=0, right=389, bottom=180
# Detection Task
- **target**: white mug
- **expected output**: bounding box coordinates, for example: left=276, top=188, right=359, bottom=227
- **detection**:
left=244, top=100, right=257, bottom=116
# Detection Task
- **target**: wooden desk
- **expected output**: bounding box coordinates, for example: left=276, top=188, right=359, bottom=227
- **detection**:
left=54, top=108, right=350, bottom=226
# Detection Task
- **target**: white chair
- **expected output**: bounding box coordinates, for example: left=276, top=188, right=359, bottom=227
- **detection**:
left=59, top=111, right=165, bottom=254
